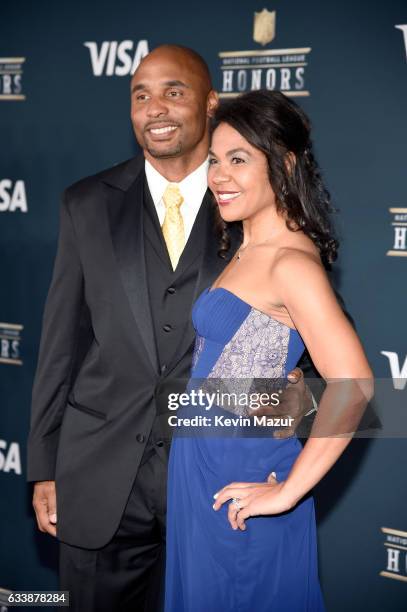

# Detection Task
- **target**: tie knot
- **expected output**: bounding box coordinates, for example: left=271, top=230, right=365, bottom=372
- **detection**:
left=163, top=183, right=184, bottom=210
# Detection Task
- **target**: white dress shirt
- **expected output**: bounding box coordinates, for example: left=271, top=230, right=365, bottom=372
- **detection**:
left=144, top=158, right=209, bottom=242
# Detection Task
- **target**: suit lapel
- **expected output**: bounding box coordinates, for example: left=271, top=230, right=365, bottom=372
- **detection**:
left=105, top=168, right=159, bottom=375
left=103, top=157, right=243, bottom=378
left=143, top=177, right=174, bottom=268
left=170, top=189, right=212, bottom=282
left=188, top=190, right=243, bottom=306
left=165, top=191, right=235, bottom=374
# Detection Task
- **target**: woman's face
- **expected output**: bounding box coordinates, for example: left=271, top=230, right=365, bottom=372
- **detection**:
left=208, top=122, right=276, bottom=223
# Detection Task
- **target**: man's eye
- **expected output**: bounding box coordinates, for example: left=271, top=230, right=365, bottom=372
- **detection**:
left=167, top=90, right=182, bottom=97
left=136, top=94, right=149, bottom=102
left=231, top=157, right=245, bottom=164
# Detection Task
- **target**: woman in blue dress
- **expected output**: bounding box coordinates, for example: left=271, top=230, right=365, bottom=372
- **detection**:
left=165, top=90, right=372, bottom=611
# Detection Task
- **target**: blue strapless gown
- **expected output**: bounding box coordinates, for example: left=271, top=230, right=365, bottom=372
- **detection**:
left=165, top=288, right=325, bottom=611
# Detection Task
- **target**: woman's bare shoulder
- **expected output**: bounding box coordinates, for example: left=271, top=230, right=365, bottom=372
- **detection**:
left=272, top=232, right=323, bottom=275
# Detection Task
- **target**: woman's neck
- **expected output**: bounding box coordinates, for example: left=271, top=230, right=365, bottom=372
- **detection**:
left=241, top=208, right=286, bottom=248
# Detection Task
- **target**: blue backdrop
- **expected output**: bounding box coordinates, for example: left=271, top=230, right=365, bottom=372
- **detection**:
left=1, top=1, right=406, bottom=610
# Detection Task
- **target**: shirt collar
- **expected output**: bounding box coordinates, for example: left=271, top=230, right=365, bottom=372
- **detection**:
left=144, top=157, right=209, bottom=206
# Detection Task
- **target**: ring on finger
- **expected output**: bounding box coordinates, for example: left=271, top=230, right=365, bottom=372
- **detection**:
left=232, top=497, right=242, bottom=510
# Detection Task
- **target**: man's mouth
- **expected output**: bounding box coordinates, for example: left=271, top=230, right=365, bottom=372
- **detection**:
left=147, top=124, right=179, bottom=136
left=217, top=191, right=241, bottom=202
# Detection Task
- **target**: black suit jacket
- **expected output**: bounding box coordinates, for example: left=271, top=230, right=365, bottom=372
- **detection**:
left=27, top=156, right=244, bottom=548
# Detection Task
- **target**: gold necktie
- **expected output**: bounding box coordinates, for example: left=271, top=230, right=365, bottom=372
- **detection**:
left=161, top=183, right=185, bottom=270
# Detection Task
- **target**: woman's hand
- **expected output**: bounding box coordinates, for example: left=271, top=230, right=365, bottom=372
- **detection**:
left=212, top=474, right=295, bottom=531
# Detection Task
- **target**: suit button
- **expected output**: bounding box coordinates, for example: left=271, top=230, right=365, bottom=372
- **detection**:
left=161, top=364, right=167, bottom=373
left=156, top=440, right=164, bottom=447
left=167, top=286, right=176, bottom=294
left=163, top=324, right=172, bottom=332
left=136, top=434, right=146, bottom=443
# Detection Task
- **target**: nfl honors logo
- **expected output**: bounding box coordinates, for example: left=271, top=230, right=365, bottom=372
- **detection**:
left=0, top=322, right=23, bottom=365
left=395, top=25, right=407, bottom=62
left=253, top=8, right=276, bottom=46
left=380, top=527, right=407, bottom=583
left=218, top=8, right=311, bottom=98
left=0, top=58, right=25, bottom=101
left=387, top=208, right=407, bottom=257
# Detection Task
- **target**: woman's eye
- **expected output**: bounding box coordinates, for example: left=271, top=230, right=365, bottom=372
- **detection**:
left=231, top=157, right=245, bottom=164
left=208, top=158, right=218, bottom=165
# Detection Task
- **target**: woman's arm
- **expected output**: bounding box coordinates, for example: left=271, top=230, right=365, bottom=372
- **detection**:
left=272, top=251, right=373, bottom=504
left=213, top=250, right=373, bottom=529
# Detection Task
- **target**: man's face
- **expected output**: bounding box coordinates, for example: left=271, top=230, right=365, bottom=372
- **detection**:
left=130, top=54, right=211, bottom=159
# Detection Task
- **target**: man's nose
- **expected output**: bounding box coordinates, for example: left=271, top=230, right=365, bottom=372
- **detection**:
left=146, top=97, right=169, bottom=118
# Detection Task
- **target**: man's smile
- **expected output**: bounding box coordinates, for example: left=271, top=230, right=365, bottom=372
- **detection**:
left=146, top=123, right=180, bottom=140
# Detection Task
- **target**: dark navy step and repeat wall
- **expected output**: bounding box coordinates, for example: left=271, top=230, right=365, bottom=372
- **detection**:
left=1, top=1, right=406, bottom=610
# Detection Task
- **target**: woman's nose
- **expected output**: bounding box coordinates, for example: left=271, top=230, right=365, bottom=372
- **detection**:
left=210, top=166, right=231, bottom=184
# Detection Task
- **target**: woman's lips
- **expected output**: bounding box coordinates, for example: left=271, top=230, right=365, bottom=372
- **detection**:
left=216, top=191, right=241, bottom=206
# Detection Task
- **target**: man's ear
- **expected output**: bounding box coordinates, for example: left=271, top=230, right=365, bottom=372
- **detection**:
left=285, top=151, right=296, bottom=175
left=207, top=89, right=219, bottom=117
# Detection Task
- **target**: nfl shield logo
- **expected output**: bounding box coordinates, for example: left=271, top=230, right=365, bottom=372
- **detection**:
left=253, top=9, right=276, bottom=46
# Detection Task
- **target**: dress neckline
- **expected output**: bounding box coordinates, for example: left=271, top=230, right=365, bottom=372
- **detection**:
left=205, top=287, right=299, bottom=333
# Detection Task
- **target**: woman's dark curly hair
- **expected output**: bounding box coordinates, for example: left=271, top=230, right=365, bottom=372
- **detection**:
left=210, top=90, right=338, bottom=267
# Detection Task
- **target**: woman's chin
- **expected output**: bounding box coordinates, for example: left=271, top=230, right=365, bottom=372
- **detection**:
left=218, top=209, right=244, bottom=223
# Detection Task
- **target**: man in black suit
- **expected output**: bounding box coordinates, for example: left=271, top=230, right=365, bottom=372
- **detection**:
left=28, top=45, right=313, bottom=611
